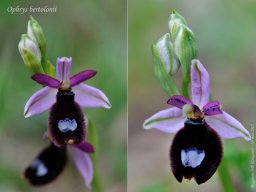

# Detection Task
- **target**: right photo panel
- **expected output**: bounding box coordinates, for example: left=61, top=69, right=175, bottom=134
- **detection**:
left=128, top=1, right=256, bottom=192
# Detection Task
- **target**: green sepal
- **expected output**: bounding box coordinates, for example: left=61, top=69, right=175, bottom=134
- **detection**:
left=169, top=10, right=187, bottom=40
left=152, top=44, right=180, bottom=96
left=173, top=25, right=198, bottom=97
left=22, top=48, right=43, bottom=74
left=156, top=33, right=181, bottom=76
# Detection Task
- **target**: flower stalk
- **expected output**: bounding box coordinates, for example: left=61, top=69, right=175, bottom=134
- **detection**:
left=87, top=118, right=102, bottom=192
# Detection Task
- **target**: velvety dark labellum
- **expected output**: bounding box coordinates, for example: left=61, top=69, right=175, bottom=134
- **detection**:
left=49, top=89, right=86, bottom=146
left=24, top=144, right=67, bottom=186
left=170, top=118, right=223, bottom=184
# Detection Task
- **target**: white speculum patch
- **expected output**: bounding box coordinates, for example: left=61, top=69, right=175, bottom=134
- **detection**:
left=32, top=159, right=48, bottom=177
left=58, top=118, right=77, bottom=133
left=181, top=147, right=205, bottom=168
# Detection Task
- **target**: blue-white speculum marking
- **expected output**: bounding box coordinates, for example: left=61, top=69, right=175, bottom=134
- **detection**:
left=58, top=118, right=77, bottom=133
left=181, top=148, right=205, bottom=168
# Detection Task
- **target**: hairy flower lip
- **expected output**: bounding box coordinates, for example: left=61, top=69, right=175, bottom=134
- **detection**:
left=143, top=59, right=251, bottom=141
left=24, top=142, right=93, bottom=188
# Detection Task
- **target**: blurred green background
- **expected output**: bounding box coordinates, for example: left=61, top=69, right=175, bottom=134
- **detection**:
left=129, top=0, right=256, bottom=192
left=0, top=0, right=126, bottom=192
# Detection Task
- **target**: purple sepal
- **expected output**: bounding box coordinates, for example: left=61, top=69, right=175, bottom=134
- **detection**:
left=24, top=87, right=56, bottom=118
left=32, top=74, right=60, bottom=88
left=70, top=146, right=93, bottom=188
left=70, top=70, right=97, bottom=87
left=167, top=95, right=193, bottom=109
left=56, top=57, right=72, bottom=80
left=75, top=141, right=95, bottom=153
left=203, top=100, right=222, bottom=116
left=191, top=60, right=210, bottom=107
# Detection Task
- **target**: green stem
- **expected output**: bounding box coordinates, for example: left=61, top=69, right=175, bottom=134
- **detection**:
left=218, top=157, right=236, bottom=192
left=87, top=118, right=102, bottom=192
left=41, top=48, right=48, bottom=74
left=181, top=76, right=189, bottom=98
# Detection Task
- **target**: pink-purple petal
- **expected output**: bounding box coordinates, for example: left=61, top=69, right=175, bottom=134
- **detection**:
left=70, top=146, right=93, bottom=189
left=191, top=59, right=210, bottom=108
left=70, top=70, right=97, bottom=87
left=167, top=95, right=192, bottom=109
left=72, top=84, right=111, bottom=109
left=143, top=108, right=185, bottom=133
left=24, top=87, right=57, bottom=118
left=203, top=100, right=223, bottom=116
left=75, top=141, right=95, bottom=153
left=56, top=57, right=72, bottom=80
left=31, top=74, right=60, bottom=88
left=205, top=111, right=251, bottom=141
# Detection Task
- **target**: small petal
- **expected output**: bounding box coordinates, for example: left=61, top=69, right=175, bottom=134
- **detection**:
left=191, top=60, right=210, bottom=107
left=56, top=57, right=72, bottom=80
left=73, top=84, right=111, bottom=109
left=205, top=112, right=251, bottom=141
left=203, top=100, right=222, bottom=116
left=143, top=108, right=185, bottom=133
left=70, top=146, right=93, bottom=188
left=75, top=141, right=95, bottom=153
left=24, top=87, right=56, bottom=118
left=70, top=70, right=97, bottom=87
left=32, top=74, right=60, bottom=88
left=167, top=95, right=192, bottom=109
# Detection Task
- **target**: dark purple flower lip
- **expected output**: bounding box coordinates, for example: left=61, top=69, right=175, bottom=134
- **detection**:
left=49, top=89, right=86, bottom=147
left=170, top=115, right=223, bottom=184
left=23, top=143, right=67, bottom=186
left=23, top=141, right=95, bottom=187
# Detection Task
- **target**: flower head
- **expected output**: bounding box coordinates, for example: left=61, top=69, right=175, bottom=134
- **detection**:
left=143, top=59, right=251, bottom=184
left=24, top=57, right=111, bottom=146
left=143, top=59, right=251, bottom=140
left=23, top=141, right=94, bottom=188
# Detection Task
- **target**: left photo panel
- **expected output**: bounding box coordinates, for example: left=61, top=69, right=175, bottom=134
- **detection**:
left=0, top=1, right=127, bottom=192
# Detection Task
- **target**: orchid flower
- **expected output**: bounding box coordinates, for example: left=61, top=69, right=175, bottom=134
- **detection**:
left=143, top=59, right=251, bottom=184
left=143, top=59, right=251, bottom=141
left=24, top=141, right=94, bottom=188
left=24, top=57, right=111, bottom=147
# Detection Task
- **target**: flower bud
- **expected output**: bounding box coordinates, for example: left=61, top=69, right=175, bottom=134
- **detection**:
left=174, top=24, right=197, bottom=82
left=152, top=44, right=180, bottom=96
left=168, top=10, right=187, bottom=39
left=18, top=34, right=43, bottom=74
left=27, top=16, right=46, bottom=52
left=155, top=33, right=180, bottom=75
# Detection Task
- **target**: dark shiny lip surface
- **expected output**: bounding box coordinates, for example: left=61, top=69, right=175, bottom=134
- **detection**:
left=170, top=120, right=223, bottom=184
